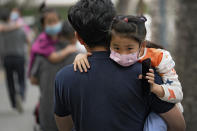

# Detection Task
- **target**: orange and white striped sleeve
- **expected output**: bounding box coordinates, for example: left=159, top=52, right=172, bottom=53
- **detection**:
left=156, top=49, right=183, bottom=103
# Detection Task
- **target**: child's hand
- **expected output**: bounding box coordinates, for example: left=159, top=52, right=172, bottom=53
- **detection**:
left=145, top=69, right=165, bottom=97
left=145, top=69, right=155, bottom=86
left=73, top=52, right=92, bottom=72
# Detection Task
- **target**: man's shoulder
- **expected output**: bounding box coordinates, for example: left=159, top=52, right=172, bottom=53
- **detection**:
left=55, top=64, right=77, bottom=83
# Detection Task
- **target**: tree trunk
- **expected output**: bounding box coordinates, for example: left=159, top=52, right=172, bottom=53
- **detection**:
left=175, top=0, right=197, bottom=130
left=149, top=0, right=168, bottom=48
left=116, top=0, right=132, bottom=15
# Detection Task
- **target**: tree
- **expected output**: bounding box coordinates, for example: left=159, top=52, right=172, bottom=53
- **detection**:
left=116, top=0, right=131, bottom=14
left=174, top=0, right=197, bottom=130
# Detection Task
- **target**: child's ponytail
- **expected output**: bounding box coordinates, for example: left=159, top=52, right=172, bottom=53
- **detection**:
left=145, top=40, right=165, bottom=49
left=39, top=1, right=46, bottom=13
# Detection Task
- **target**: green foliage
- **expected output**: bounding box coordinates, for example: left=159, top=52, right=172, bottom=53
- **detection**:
left=22, top=6, right=70, bottom=19
left=0, top=3, right=70, bottom=19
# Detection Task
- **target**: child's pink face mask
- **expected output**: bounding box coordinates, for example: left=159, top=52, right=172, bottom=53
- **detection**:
left=110, top=49, right=139, bottom=67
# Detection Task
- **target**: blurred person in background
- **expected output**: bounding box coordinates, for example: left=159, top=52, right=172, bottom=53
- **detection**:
left=9, top=8, right=31, bottom=34
left=0, top=7, right=32, bottom=47
left=29, top=5, right=78, bottom=131
left=0, top=8, right=30, bottom=113
left=28, top=7, right=76, bottom=76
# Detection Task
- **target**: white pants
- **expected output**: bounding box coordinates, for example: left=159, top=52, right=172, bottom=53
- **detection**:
left=144, top=112, right=167, bottom=131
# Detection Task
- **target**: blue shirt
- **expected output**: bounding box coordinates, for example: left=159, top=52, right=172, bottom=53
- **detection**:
left=54, top=51, right=174, bottom=131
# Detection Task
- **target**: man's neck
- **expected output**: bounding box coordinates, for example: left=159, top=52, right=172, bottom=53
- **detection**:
left=87, top=46, right=108, bottom=52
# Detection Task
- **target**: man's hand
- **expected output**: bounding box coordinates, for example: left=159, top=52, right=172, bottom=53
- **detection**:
left=55, top=115, right=73, bottom=131
left=30, top=76, right=39, bottom=85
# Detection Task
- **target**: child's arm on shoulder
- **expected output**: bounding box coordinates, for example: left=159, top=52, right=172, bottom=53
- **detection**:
left=73, top=52, right=92, bottom=72
left=156, top=50, right=183, bottom=103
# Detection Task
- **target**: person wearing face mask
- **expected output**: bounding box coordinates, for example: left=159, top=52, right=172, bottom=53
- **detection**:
left=29, top=5, right=78, bottom=130
left=9, top=8, right=31, bottom=35
left=28, top=7, right=77, bottom=75
left=0, top=8, right=31, bottom=39
left=0, top=8, right=32, bottom=56
left=72, top=15, right=184, bottom=131
left=0, top=8, right=30, bottom=113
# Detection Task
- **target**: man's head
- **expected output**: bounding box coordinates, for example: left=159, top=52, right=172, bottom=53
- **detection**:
left=68, top=0, right=116, bottom=49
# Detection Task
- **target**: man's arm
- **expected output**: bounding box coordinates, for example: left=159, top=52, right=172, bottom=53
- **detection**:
left=150, top=69, right=186, bottom=131
left=160, top=105, right=186, bottom=131
left=54, top=68, right=75, bottom=131
left=55, top=115, right=73, bottom=131
left=0, top=23, right=21, bottom=32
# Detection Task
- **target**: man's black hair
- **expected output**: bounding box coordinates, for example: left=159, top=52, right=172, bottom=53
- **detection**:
left=68, top=0, right=116, bottom=48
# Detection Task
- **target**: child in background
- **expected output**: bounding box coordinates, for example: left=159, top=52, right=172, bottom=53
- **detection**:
left=58, top=20, right=77, bottom=50
left=73, top=15, right=183, bottom=131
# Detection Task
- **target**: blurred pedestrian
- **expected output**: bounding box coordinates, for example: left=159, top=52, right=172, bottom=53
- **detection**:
left=0, top=8, right=29, bottom=113
left=29, top=5, right=77, bottom=131
left=28, top=7, right=76, bottom=76
left=9, top=8, right=31, bottom=34
left=0, top=7, right=32, bottom=45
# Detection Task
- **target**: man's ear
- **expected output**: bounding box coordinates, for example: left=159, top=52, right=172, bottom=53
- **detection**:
left=139, top=40, right=147, bottom=57
left=141, top=40, right=147, bottom=48
left=75, top=32, right=91, bottom=52
left=75, top=32, right=85, bottom=45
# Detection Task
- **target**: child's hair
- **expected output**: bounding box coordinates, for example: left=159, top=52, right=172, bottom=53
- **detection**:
left=59, top=20, right=75, bottom=40
left=109, top=15, right=165, bottom=50
left=39, top=2, right=60, bottom=27
left=110, top=15, right=147, bottom=44
left=146, top=40, right=164, bottom=49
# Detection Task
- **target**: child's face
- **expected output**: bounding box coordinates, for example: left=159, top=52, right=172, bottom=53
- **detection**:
left=44, top=12, right=59, bottom=28
left=110, top=35, right=140, bottom=55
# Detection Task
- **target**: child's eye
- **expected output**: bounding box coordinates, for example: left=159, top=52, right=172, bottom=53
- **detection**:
left=128, top=48, right=133, bottom=50
left=114, top=47, right=119, bottom=50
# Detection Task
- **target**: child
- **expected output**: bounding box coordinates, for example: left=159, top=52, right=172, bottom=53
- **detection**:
left=73, top=15, right=183, bottom=131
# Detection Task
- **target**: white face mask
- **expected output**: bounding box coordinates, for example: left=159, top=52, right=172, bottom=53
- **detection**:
left=45, top=22, right=62, bottom=36
left=110, top=49, right=139, bottom=67
left=10, top=12, right=19, bottom=21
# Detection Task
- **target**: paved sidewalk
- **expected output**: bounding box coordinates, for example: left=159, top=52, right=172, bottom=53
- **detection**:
left=0, top=70, right=40, bottom=131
